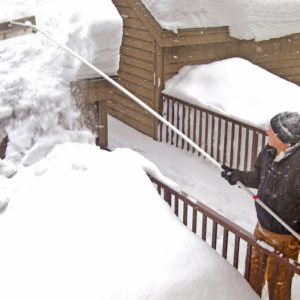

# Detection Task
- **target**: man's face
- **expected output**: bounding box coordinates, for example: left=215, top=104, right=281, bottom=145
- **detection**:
left=266, top=125, right=289, bottom=152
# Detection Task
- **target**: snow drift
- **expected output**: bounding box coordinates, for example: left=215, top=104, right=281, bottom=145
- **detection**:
left=0, top=143, right=259, bottom=300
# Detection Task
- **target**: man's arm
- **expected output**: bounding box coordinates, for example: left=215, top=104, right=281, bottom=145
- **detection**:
left=221, top=147, right=264, bottom=188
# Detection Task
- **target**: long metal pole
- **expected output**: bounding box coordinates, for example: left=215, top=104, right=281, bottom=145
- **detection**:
left=9, top=21, right=300, bottom=240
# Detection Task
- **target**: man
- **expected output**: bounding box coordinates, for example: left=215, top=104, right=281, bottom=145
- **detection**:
left=221, top=111, right=300, bottom=300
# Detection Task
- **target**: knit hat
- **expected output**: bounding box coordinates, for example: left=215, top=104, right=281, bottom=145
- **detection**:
left=270, top=111, right=300, bottom=146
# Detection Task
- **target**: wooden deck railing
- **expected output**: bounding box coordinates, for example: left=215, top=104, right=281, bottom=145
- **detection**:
left=159, top=93, right=268, bottom=171
left=149, top=175, right=300, bottom=300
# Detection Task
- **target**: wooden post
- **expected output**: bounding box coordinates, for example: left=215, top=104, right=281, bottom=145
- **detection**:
left=70, top=78, right=113, bottom=150
left=153, top=42, right=164, bottom=140
left=98, top=100, right=108, bottom=149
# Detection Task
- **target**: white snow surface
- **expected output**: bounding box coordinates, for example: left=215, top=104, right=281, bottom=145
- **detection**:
left=0, top=1, right=299, bottom=299
left=0, top=142, right=260, bottom=300
left=163, top=57, right=300, bottom=129
left=107, top=116, right=300, bottom=300
left=141, top=0, right=300, bottom=41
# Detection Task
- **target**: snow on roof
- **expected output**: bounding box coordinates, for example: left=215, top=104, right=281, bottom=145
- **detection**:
left=0, top=142, right=260, bottom=300
left=140, top=0, right=300, bottom=41
left=163, top=57, right=300, bottom=129
left=0, top=0, right=122, bottom=78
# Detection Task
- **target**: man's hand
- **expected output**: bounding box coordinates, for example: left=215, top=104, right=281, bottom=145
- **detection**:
left=221, top=165, right=239, bottom=185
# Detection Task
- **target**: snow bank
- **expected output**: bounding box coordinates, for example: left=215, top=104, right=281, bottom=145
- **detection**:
left=141, top=0, right=300, bottom=41
left=0, top=0, right=122, bottom=176
left=0, top=142, right=259, bottom=300
left=163, top=57, right=300, bottom=129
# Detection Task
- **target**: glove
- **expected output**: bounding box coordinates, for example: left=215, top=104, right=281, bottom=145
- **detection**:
left=221, top=165, right=239, bottom=185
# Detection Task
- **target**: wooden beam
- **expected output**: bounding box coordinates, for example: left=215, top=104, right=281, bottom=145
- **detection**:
left=153, top=42, right=164, bottom=139
left=0, top=16, right=36, bottom=41
left=70, top=77, right=115, bottom=103
left=97, top=101, right=108, bottom=149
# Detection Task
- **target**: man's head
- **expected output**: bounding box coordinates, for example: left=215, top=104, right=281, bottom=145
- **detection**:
left=267, top=111, right=300, bottom=152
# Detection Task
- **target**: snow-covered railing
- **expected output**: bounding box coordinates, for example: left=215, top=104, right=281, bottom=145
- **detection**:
left=159, top=93, right=268, bottom=171
left=149, top=175, right=300, bottom=299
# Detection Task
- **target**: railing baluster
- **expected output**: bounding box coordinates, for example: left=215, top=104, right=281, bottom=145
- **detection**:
left=244, top=127, right=249, bottom=171
left=198, top=111, right=203, bottom=156
left=223, top=120, right=228, bottom=165
left=176, top=101, right=180, bottom=147
left=233, top=235, right=240, bottom=269
left=205, top=112, right=209, bottom=154
left=222, top=228, right=229, bottom=259
left=181, top=104, right=186, bottom=149
left=230, top=122, right=235, bottom=167
left=171, top=100, right=175, bottom=145
left=164, top=189, right=171, bottom=206
left=183, top=202, right=188, bottom=226
left=212, top=221, right=218, bottom=249
left=237, top=125, right=241, bottom=169
left=210, top=115, right=214, bottom=156
left=202, top=214, right=207, bottom=241
left=217, top=117, right=221, bottom=162
left=251, top=131, right=259, bottom=169
left=166, top=97, right=170, bottom=143
left=187, top=106, right=191, bottom=151
left=192, top=208, right=197, bottom=233
left=192, top=108, right=197, bottom=154
left=174, top=195, right=179, bottom=216
left=244, top=242, right=252, bottom=281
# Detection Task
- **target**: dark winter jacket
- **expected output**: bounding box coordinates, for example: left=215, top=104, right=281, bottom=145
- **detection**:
left=237, top=143, right=300, bottom=235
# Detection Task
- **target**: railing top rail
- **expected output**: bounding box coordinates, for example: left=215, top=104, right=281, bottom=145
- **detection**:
left=149, top=174, right=300, bottom=274
left=160, top=93, right=267, bottom=135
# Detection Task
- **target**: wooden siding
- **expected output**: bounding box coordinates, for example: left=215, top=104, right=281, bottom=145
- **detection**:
left=70, top=79, right=111, bottom=134
left=164, top=42, right=238, bottom=81
left=164, top=35, right=300, bottom=85
left=238, top=35, right=300, bottom=85
left=111, top=0, right=158, bottom=137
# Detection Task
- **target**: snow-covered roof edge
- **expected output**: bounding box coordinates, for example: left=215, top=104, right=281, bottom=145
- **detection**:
left=140, top=0, right=300, bottom=41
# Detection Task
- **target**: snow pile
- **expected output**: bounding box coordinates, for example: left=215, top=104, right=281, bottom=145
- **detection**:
left=0, top=142, right=259, bottom=300
left=163, top=57, right=300, bottom=129
left=140, top=0, right=300, bottom=41
left=0, top=0, right=122, bottom=176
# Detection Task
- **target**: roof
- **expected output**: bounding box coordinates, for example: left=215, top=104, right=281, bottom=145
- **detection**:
left=140, top=0, right=300, bottom=41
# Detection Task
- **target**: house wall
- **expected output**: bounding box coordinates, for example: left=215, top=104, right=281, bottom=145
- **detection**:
left=111, top=0, right=159, bottom=137
left=111, top=0, right=300, bottom=139
left=165, top=34, right=300, bottom=84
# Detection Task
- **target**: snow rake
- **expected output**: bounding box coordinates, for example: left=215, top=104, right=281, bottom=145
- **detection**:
left=8, top=19, right=300, bottom=241
left=0, top=16, right=36, bottom=41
